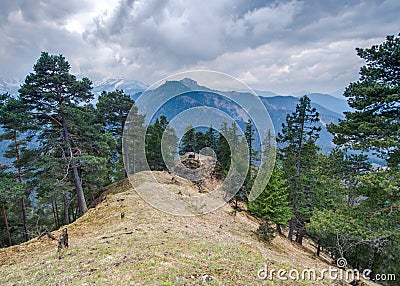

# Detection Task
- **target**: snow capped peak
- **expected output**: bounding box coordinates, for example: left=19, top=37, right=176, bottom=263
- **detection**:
left=180, top=77, right=198, bottom=87
left=93, top=77, right=125, bottom=88
left=93, top=77, right=148, bottom=90
left=0, top=76, right=149, bottom=97
left=91, top=77, right=149, bottom=102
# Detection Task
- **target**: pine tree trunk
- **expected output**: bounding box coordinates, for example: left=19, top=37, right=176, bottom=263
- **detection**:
left=120, top=115, right=127, bottom=179
left=55, top=196, right=60, bottom=228
left=288, top=218, right=295, bottom=241
left=14, top=130, right=23, bottom=182
left=63, top=193, right=70, bottom=225
left=21, top=197, right=29, bottom=241
left=72, top=164, right=88, bottom=213
left=14, top=131, right=29, bottom=242
left=52, top=195, right=60, bottom=229
left=316, top=238, right=321, bottom=256
left=276, top=224, right=282, bottom=235
left=2, top=202, right=11, bottom=246
left=299, top=235, right=304, bottom=245
left=296, top=225, right=305, bottom=245
left=123, top=165, right=128, bottom=178
left=73, top=203, right=79, bottom=221
left=52, top=200, right=57, bottom=228
left=61, top=112, right=88, bottom=214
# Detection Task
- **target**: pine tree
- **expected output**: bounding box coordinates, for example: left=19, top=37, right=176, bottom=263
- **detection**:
left=216, top=122, right=231, bottom=176
left=307, top=208, right=371, bottom=261
left=68, top=104, right=114, bottom=193
left=321, top=35, right=400, bottom=276
left=122, top=102, right=146, bottom=174
left=97, top=90, right=135, bottom=137
left=32, top=150, right=75, bottom=225
left=222, top=122, right=248, bottom=207
left=0, top=172, right=24, bottom=246
left=328, top=34, right=400, bottom=167
left=243, top=120, right=260, bottom=201
left=307, top=148, right=372, bottom=257
left=194, top=131, right=206, bottom=152
left=277, top=95, right=321, bottom=244
left=204, top=126, right=217, bottom=150
left=179, top=125, right=195, bottom=155
left=179, top=126, right=211, bottom=155
left=0, top=94, right=34, bottom=241
left=325, top=148, right=370, bottom=206
left=96, top=90, right=135, bottom=180
left=146, top=116, right=177, bottom=171
left=146, top=119, right=163, bottom=171
left=244, top=120, right=258, bottom=170
left=19, top=52, right=93, bottom=214
left=248, top=165, right=292, bottom=239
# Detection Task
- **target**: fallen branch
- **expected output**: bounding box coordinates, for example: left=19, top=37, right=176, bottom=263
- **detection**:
left=38, top=230, right=57, bottom=241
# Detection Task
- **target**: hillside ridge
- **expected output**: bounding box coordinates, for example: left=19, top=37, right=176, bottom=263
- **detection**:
left=0, top=173, right=377, bottom=285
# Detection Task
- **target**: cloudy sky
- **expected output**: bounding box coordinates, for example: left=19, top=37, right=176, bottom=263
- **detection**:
left=0, top=0, right=399, bottom=94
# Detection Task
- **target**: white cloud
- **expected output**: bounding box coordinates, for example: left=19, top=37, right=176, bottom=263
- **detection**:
left=64, top=0, right=119, bottom=34
left=0, top=0, right=399, bottom=94
left=192, top=36, right=387, bottom=94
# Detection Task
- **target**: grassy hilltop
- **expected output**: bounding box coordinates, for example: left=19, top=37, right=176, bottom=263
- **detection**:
left=0, top=171, right=377, bottom=286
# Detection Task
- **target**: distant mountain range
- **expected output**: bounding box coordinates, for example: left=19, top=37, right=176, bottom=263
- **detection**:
left=259, top=95, right=340, bottom=150
left=102, top=78, right=352, bottom=151
left=296, top=93, right=352, bottom=115
left=0, top=77, right=350, bottom=156
left=0, top=77, right=350, bottom=115
left=0, top=77, right=149, bottom=101
left=255, top=90, right=351, bottom=116
left=131, top=78, right=343, bottom=151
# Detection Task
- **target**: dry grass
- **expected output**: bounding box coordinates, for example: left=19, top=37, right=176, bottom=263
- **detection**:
left=0, top=172, right=378, bottom=285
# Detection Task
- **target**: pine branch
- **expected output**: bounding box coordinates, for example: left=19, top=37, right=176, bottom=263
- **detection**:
left=369, top=205, right=399, bottom=217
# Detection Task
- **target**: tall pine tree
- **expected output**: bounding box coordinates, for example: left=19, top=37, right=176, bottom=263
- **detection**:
left=19, top=52, right=93, bottom=214
left=0, top=94, right=34, bottom=241
left=328, top=34, right=400, bottom=167
left=146, top=116, right=177, bottom=171
left=179, top=125, right=196, bottom=155
left=97, top=90, right=135, bottom=180
left=278, top=95, right=321, bottom=244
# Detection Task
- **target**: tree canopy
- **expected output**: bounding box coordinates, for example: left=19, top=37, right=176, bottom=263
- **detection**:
left=328, top=34, right=400, bottom=167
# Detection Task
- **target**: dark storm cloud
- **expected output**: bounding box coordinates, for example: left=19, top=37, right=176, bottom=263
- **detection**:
left=82, top=0, right=399, bottom=80
left=83, top=0, right=302, bottom=64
